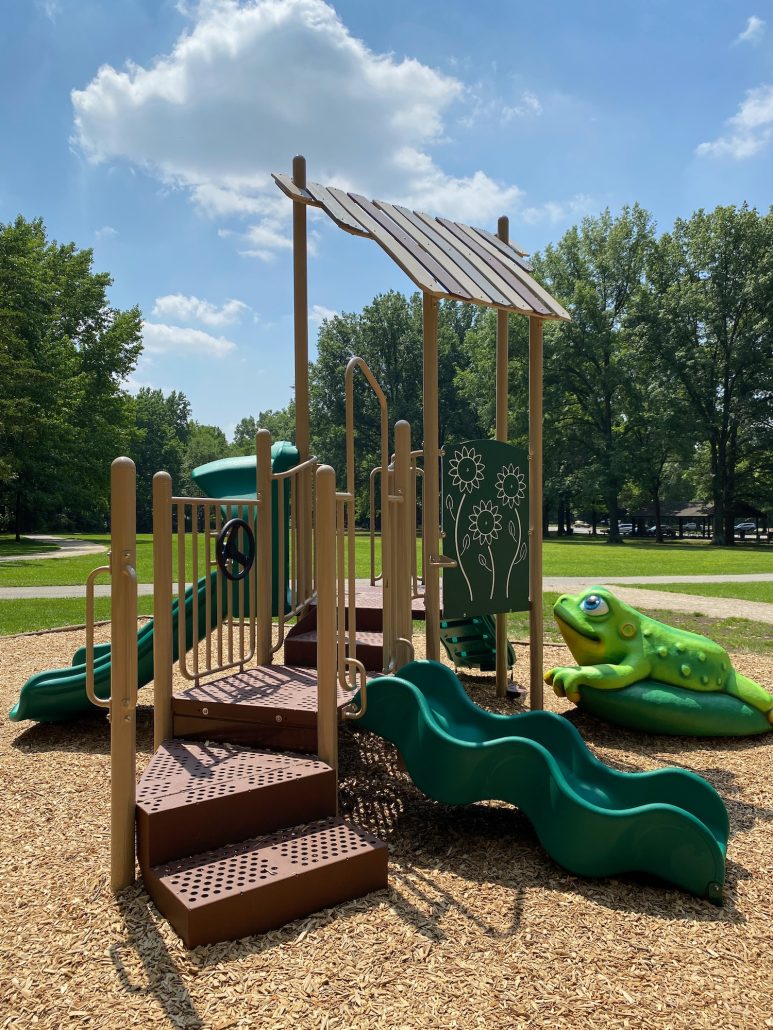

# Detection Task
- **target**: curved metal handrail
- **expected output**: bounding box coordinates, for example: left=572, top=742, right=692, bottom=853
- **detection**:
left=85, top=560, right=113, bottom=710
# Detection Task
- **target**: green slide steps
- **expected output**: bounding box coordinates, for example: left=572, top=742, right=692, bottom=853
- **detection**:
left=9, top=570, right=225, bottom=723
left=356, top=660, right=729, bottom=901
left=439, top=614, right=515, bottom=673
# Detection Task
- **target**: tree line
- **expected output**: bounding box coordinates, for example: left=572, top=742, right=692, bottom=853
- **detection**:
left=1, top=205, right=771, bottom=543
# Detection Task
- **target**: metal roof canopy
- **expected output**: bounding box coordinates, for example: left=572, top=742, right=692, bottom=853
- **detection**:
left=273, top=172, right=569, bottom=322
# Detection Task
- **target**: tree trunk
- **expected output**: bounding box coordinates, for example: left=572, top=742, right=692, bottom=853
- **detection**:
left=14, top=489, right=21, bottom=543
left=556, top=499, right=565, bottom=536
left=653, top=492, right=663, bottom=544
left=606, top=485, right=623, bottom=544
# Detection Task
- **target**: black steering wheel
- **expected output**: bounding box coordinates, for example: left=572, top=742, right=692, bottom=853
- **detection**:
left=216, top=518, right=256, bottom=582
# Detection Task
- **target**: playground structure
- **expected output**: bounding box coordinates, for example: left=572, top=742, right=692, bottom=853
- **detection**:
left=10, top=157, right=736, bottom=946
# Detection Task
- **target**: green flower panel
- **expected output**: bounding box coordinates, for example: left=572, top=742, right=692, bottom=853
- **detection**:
left=442, top=440, right=530, bottom=618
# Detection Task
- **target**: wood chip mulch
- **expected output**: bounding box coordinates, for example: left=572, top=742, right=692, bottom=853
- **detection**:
left=1, top=629, right=772, bottom=1029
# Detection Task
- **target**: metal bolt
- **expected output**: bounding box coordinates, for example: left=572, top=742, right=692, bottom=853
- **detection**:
left=202, top=707, right=209, bottom=716
left=275, top=715, right=283, bottom=723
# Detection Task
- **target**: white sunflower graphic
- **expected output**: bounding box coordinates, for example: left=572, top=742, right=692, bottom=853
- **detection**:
left=495, top=463, right=526, bottom=508
left=448, top=445, right=484, bottom=494
left=469, top=499, right=502, bottom=546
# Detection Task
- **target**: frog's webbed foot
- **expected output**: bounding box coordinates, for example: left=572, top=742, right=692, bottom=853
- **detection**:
left=545, top=666, right=583, bottom=704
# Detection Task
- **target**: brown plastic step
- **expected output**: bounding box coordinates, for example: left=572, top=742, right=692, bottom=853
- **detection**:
left=143, top=816, right=389, bottom=948
left=136, top=740, right=336, bottom=869
left=284, top=628, right=384, bottom=671
left=172, top=664, right=355, bottom=751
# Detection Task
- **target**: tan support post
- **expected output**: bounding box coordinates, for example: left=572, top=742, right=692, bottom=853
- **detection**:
left=528, top=317, right=544, bottom=709
left=422, top=292, right=441, bottom=661
left=152, top=471, right=173, bottom=749
left=315, top=465, right=338, bottom=780
left=292, top=155, right=313, bottom=606
left=393, top=420, right=413, bottom=665
left=110, top=457, right=138, bottom=891
left=495, top=215, right=510, bottom=699
left=256, top=429, right=273, bottom=666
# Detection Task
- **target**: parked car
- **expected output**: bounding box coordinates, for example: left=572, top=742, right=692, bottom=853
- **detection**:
left=735, top=521, right=758, bottom=534
left=682, top=521, right=698, bottom=532
left=618, top=523, right=633, bottom=536
left=646, top=524, right=676, bottom=538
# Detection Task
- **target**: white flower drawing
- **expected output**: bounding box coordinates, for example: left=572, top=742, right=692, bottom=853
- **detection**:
left=469, top=499, right=502, bottom=546
left=448, top=445, right=484, bottom=494
left=495, top=463, right=526, bottom=509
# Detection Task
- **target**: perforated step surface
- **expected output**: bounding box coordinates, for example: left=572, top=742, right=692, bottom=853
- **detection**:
left=172, top=664, right=355, bottom=751
left=136, top=740, right=336, bottom=868
left=143, top=816, right=389, bottom=948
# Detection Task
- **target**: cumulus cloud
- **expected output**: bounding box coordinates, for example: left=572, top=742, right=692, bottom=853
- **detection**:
left=141, top=321, right=237, bottom=357
left=502, top=91, right=543, bottom=122
left=520, top=194, right=597, bottom=226
left=94, top=224, right=118, bottom=239
left=71, top=0, right=527, bottom=254
left=735, top=15, right=765, bottom=44
left=696, top=84, right=773, bottom=159
left=152, top=293, right=249, bottom=326
left=309, top=304, right=337, bottom=324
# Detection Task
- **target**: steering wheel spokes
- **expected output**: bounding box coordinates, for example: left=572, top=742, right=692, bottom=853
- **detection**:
left=216, top=518, right=256, bottom=582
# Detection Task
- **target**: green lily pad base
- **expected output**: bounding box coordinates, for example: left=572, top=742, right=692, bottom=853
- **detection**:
left=577, top=681, right=773, bottom=737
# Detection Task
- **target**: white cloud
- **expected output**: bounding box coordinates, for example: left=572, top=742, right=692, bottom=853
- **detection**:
left=152, top=293, right=249, bottom=326
left=95, top=224, right=118, bottom=239
left=71, top=0, right=528, bottom=254
left=309, top=304, right=337, bottom=324
left=521, top=193, right=597, bottom=226
left=735, top=15, right=765, bottom=44
left=141, top=321, right=237, bottom=357
left=502, top=91, right=542, bottom=122
left=696, top=84, right=773, bottom=159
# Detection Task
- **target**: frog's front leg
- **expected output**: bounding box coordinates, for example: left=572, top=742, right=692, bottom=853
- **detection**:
left=545, top=661, right=648, bottom=705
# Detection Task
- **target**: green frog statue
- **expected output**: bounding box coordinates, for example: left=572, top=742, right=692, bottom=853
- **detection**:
left=546, top=587, right=773, bottom=736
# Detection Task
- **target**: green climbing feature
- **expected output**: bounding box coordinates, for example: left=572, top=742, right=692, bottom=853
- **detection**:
left=546, top=587, right=773, bottom=736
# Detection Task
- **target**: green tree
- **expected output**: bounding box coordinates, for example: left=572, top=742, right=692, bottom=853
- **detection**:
left=128, top=388, right=191, bottom=530
left=181, top=422, right=229, bottom=495
left=0, top=216, right=142, bottom=537
left=535, top=205, right=656, bottom=542
left=231, top=401, right=296, bottom=454
left=636, top=204, right=773, bottom=544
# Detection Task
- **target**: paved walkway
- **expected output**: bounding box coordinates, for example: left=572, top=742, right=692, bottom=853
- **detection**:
left=2, top=576, right=772, bottom=624
left=0, top=535, right=107, bottom=562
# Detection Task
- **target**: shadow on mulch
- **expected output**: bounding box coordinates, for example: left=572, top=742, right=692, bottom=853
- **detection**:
left=11, top=704, right=156, bottom=756
left=337, top=726, right=747, bottom=930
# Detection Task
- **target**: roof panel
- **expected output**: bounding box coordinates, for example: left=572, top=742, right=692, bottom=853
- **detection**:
left=272, top=173, right=570, bottom=320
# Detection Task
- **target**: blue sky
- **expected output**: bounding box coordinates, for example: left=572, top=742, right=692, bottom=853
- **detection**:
left=2, top=0, right=771, bottom=436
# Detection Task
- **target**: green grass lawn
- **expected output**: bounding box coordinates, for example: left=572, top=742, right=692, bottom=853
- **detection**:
left=0, top=596, right=155, bottom=636
left=633, top=581, right=773, bottom=604
left=0, top=535, right=57, bottom=557
left=1, top=533, right=772, bottom=588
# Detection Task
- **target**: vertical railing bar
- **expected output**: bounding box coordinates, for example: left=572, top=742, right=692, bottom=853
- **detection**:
left=227, top=504, right=234, bottom=665
left=337, top=496, right=346, bottom=684
left=191, top=506, right=199, bottom=684
left=204, top=501, right=212, bottom=669
left=215, top=504, right=223, bottom=668
left=152, top=473, right=173, bottom=748
left=291, top=474, right=298, bottom=612
left=176, top=502, right=187, bottom=681
left=238, top=504, right=246, bottom=667
left=277, top=477, right=286, bottom=645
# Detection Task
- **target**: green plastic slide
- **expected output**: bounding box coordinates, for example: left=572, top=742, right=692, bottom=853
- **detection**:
left=357, top=660, right=729, bottom=901
left=9, top=571, right=223, bottom=723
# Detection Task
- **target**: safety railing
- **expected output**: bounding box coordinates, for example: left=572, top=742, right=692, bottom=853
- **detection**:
left=271, top=454, right=319, bottom=655
left=369, top=451, right=425, bottom=599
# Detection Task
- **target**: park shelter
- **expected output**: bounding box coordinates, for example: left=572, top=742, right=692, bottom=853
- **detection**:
left=274, top=156, right=570, bottom=699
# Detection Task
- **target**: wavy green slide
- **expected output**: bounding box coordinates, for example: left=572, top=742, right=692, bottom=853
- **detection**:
left=357, top=660, right=729, bottom=901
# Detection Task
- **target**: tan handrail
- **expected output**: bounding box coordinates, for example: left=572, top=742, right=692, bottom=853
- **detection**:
left=342, top=656, right=368, bottom=720
left=345, top=356, right=390, bottom=675
left=85, top=561, right=112, bottom=710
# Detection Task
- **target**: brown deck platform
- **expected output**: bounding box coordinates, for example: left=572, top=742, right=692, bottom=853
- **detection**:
left=172, top=664, right=356, bottom=751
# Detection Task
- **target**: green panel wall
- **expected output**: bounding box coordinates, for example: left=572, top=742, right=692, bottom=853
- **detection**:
left=442, top=440, right=529, bottom=618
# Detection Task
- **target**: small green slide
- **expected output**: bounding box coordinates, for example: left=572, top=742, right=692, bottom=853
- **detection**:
left=9, top=571, right=224, bottom=723
left=357, top=660, right=729, bottom=901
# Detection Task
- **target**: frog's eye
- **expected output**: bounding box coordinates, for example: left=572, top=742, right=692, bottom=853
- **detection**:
left=580, top=594, right=609, bottom=616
